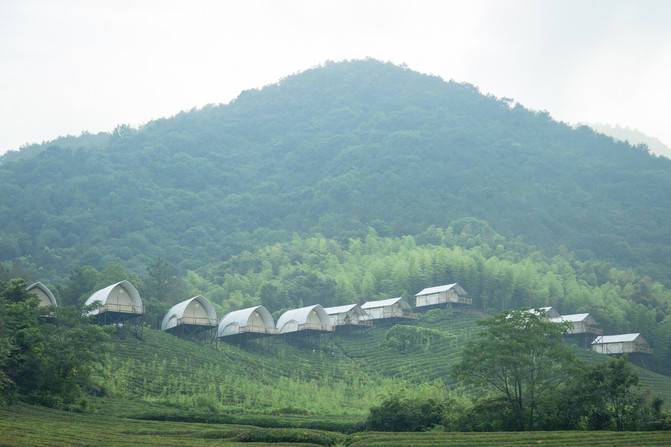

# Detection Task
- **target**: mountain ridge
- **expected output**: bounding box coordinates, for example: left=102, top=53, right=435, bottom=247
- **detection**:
left=585, top=122, right=671, bottom=159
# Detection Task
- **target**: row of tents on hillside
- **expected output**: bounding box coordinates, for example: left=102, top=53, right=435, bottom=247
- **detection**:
left=25, top=280, right=652, bottom=355
left=526, top=306, right=652, bottom=355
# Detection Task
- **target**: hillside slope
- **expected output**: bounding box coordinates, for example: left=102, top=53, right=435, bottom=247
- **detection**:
left=98, top=310, right=671, bottom=417
left=2, top=60, right=671, bottom=282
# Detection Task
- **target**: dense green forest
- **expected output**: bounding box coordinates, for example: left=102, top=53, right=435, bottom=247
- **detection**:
left=2, top=60, right=671, bottom=285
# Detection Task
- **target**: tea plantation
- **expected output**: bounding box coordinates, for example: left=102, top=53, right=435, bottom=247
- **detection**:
left=4, top=308, right=671, bottom=445
left=86, top=308, right=671, bottom=418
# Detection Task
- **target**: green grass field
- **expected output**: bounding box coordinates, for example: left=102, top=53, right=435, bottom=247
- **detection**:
left=2, top=405, right=670, bottom=447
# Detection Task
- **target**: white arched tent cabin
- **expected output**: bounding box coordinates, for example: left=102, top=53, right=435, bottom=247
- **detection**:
left=550, top=312, right=602, bottom=347
left=550, top=313, right=602, bottom=335
left=323, top=304, right=371, bottom=329
left=84, top=281, right=144, bottom=330
left=361, top=297, right=415, bottom=322
left=26, top=282, right=57, bottom=308
left=162, top=295, right=218, bottom=339
left=276, top=304, right=333, bottom=335
left=592, top=333, right=652, bottom=355
left=218, top=305, right=277, bottom=341
left=415, top=283, right=471, bottom=309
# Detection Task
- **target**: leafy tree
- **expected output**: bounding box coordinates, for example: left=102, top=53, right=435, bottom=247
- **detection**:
left=586, top=355, right=648, bottom=430
left=94, top=262, right=132, bottom=290
left=283, top=269, right=338, bottom=307
left=599, top=356, right=638, bottom=429
left=540, top=355, right=660, bottom=430
left=453, top=309, right=574, bottom=430
left=0, top=278, right=110, bottom=408
left=57, top=266, right=99, bottom=307
left=140, top=258, right=187, bottom=328
left=259, top=282, right=288, bottom=310
left=143, top=258, right=181, bottom=301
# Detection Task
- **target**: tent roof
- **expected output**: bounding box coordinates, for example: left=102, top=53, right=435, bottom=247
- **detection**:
left=26, top=282, right=57, bottom=306
left=361, top=297, right=403, bottom=309
left=323, top=304, right=359, bottom=315
left=526, top=306, right=555, bottom=315
left=84, top=280, right=142, bottom=308
left=592, top=333, right=642, bottom=344
left=217, top=305, right=274, bottom=336
left=550, top=313, right=590, bottom=323
left=161, top=295, right=217, bottom=330
left=276, top=304, right=330, bottom=331
left=416, top=283, right=466, bottom=296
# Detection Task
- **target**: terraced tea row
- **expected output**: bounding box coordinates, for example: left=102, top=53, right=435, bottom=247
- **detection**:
left=3, top=405, right=669, bottom=447
left=349, top=431, right=671, bottom=446
left=0, top=405, right=344, bottom=447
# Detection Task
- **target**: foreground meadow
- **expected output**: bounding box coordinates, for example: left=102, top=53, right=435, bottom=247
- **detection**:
left=2, top=405, right=670, bottom=447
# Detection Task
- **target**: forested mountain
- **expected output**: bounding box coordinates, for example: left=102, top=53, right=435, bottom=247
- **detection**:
left=2, top=59, right=671, bottom=284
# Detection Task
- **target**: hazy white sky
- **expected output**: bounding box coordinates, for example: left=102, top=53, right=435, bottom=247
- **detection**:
left=1, top=0, right=670, bottom=155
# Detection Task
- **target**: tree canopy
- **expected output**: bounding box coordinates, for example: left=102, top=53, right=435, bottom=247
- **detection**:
left=0, top=278, right=110, bottom=408
left=453, top=309, right=574, bottom=430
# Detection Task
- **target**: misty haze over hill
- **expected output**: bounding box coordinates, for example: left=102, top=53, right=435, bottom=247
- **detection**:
left=585, top=123, right=671, bottom=159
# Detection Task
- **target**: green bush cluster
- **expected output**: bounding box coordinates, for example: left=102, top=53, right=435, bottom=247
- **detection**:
left=366, top=395, right=447, bottom=431
left=0, top=278, right=111, bottom=408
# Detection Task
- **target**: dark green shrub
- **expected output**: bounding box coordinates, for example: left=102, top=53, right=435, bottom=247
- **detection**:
left=456, top=397, right=519, bottom=431
left=366, top=395, right=447, bottom=431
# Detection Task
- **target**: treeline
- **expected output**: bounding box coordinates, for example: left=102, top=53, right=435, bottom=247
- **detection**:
left=3, top=60, right=671, bottom=285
